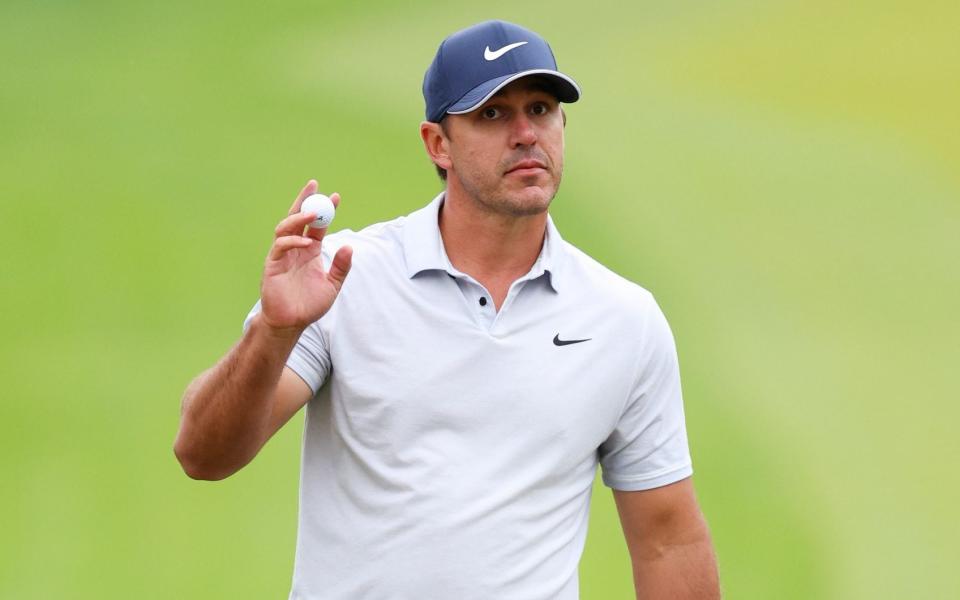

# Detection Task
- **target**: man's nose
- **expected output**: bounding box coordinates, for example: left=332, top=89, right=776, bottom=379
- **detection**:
left=510, top=114, right=538, bottom=147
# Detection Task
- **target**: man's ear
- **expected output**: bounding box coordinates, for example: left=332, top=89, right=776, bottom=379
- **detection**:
left=420, top=121, right=453, bottom=172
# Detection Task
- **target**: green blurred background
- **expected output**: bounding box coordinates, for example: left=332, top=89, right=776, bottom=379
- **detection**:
left=2, top=1, right=958, bottom=598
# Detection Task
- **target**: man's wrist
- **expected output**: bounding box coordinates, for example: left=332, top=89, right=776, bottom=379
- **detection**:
left=248, top=312, right=306, bottom=346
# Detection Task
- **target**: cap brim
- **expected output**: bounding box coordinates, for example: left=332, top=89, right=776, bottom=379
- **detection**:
left=446, top=69, right=581, bottom=116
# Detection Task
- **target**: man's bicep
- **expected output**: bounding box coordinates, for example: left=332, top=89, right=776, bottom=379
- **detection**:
left=613, top=478, right=705, bottom=556
left=614, top=479, right=721, bottom=598
left=266, top=366, right=314, bottom=440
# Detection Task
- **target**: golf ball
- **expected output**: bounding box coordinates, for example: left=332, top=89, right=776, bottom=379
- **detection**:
left=300, top=193, right=336, bottom=229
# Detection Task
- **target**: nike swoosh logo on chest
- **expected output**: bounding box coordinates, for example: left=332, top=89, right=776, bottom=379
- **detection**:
left=553, top=334, right=591, bottom=346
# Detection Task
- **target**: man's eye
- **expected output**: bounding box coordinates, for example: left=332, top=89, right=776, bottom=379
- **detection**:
left=482, top=107, right=500, bottom=119
left=531, top=103, right=549, bottom=115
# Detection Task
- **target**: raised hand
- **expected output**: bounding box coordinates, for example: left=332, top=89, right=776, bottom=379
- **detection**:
left=259, top=180, right=353, bottom=333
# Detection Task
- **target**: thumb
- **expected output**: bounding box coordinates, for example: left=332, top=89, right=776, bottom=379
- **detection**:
left=327, top=245, right=353, bottom=291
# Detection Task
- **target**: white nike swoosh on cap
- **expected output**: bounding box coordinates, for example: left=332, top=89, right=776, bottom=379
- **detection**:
left=484, top=41, right=528, bottom=61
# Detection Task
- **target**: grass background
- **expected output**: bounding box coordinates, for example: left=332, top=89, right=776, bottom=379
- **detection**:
left=1, top=1, right=958, bottom=598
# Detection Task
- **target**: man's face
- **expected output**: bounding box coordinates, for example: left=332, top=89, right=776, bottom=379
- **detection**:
left=442, top=78, right=565, bottom=217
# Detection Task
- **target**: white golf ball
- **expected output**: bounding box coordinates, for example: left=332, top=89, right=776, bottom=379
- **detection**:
left=300, top=193, right=336, bottom=229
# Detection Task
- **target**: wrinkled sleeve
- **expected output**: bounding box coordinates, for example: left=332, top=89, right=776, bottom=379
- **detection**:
left=598, top=295, right=693, bottom=491
left=242, top=300, right=331, bottom=395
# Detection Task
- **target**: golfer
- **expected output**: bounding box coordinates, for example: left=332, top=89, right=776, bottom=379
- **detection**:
left=175, top=20, right=720, bottom=599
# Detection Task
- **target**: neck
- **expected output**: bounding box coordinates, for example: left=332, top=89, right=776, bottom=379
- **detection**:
left=438, top=186, right=548, bottom=304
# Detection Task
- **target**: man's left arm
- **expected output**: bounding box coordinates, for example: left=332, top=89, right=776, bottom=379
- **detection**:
left=613, top=477, right=720, bottom=599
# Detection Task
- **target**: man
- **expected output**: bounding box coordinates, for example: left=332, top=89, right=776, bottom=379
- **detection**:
left=174, top=20, right=720, bottom=600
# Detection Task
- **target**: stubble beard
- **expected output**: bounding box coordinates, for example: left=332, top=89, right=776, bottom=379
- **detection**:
left=458, top=157, right=563, bottom=218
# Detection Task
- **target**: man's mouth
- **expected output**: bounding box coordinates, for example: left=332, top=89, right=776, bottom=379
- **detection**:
left=505, top=159, right=547, bottom=175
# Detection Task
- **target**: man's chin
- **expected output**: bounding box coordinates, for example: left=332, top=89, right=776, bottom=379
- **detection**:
left=499, top=188, right=554, bottom=216
left=505, top=202, right=550, bottom=217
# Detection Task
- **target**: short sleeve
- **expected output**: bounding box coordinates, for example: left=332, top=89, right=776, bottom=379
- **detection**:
left=598, top=296, right=693, bottom=491
left=243, top=300, right=331, bottom=395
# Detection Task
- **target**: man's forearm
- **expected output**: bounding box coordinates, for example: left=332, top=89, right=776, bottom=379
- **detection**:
left=632, top=532, right=720, bottom=600
left=173, top=314, right=302, bottom=480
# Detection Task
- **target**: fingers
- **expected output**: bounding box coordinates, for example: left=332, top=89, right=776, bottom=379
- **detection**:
left=273, top=183, right=345, bottom=270
left=268, top=235, right=318, bottom=261
left=326, top=245, right=353, bottom=290
left=305, top=192, right=340, bottom=241
left=275, top=210, right=318, bottom=238
left=287, top=179, right=318, bottom=216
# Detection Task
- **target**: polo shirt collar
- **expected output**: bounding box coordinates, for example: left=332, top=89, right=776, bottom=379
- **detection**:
left=402, top=192, right=565, bottom=293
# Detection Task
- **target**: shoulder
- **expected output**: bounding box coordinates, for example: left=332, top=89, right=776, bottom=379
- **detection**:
left=319, top=213, right=408, bottom=268
left=558, top=243, right=682, bottom=388
left=322, top=214, right=405, bottom=252
left=560, top=240, right=657, bottom=312
left=556, top=239, right=676, bottom=350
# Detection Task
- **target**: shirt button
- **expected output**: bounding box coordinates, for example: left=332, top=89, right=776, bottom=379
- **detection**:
left=479, top=297, right=487, bottom=306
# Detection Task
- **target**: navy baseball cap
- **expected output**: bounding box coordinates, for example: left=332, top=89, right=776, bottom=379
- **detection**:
left=423, top=20, right=581, bottom=123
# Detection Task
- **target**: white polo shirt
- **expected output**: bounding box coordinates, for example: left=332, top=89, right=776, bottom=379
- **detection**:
left=245, top=194, right=692, bottom=600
